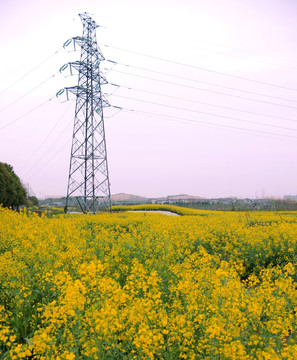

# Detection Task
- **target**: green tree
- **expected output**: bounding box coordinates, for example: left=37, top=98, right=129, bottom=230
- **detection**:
left=0, top=162, right=26, bottom=209
left=27, top=196, right=39, bottom=207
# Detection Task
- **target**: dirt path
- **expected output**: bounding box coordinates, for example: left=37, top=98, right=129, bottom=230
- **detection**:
left=128, top=210, right=179, bottom=216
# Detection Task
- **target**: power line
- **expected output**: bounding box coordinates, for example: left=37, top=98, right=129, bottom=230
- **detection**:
left=22, top=117, right=73, bottom=178
left=0, top=73, right=58, bottom=113
left=115, top=106, right=297, bottom=142
left=0, top=16, right=77, bottom=85
left=106, top=60, right=297, bottom=104
left=26, top=137, right=72, bottom=181
left=112, top=93, right=297, bottom=133
left=0, top=97, right=55, bottom=130
left=189, top=39, right=296, bottom=68
left=110, top=70, right=297, bottom=110
left=101, top=43, right=297, bottom=92
left=109, top=82, right=297, bottom=124
left=19, top=101, right=73, bottom=172
left=0, top=47, right=62, bottom=96
left=97, top=15, right=296, bottom=67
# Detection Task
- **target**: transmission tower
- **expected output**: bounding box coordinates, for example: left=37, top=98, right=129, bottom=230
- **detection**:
left=57, top=13, right=111, bottom=214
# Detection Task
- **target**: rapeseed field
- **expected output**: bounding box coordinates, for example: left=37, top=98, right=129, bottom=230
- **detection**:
left=1, top=205, right=297, bottom=359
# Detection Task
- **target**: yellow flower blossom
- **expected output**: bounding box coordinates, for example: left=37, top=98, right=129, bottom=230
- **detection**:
left=1, top=205, right=297, bottom=358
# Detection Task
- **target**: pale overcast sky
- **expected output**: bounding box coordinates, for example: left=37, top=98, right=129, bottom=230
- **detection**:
left=1, top=0, right=297, bottom=199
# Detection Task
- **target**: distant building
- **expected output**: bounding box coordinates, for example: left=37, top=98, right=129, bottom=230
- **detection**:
left=284, top=195, right=297, bottom=200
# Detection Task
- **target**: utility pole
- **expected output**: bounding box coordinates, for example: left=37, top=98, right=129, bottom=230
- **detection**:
left=57, top=13, right=111, bottom=214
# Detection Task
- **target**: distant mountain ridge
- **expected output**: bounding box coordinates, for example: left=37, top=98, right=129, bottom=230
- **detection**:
left=110, top=193, right=203, bottom=202
left=111, top=193, right=148, bottom=202
left=40, top=193, right=204, bottom=204
left=167, top=194, right=203, bottom=200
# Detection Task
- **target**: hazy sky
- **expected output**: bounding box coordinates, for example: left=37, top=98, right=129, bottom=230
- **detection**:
left=1, top=0, right=297, bottom=199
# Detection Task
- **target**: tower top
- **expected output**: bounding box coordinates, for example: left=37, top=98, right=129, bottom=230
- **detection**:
left=78, top=13, right=99, bottom=28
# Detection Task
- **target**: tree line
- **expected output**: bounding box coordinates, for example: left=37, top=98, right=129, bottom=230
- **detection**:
left=0, top=162, right=27, bottom=209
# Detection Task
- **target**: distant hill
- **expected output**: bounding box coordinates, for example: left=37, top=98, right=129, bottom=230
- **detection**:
left=111, top=193, right=148, bottom=203
left=111, top=193, right=203, bottom=203
left=167, top=194, right=203, bottom=201
left=41, top=193, right=203, bottom=205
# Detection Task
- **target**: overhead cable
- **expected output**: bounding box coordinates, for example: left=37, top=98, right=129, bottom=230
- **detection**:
left=109, top=72, right=297, bottom=110
left=106, top=60, right=297, bottom=103
left=0, top=47, right=63, bottom=96
left=112, top=94, right=297, bottom=133
left=101, top=43, right=297, bottom=92
left=0, top=97, right=55, bottom=130
left=22, top=119, right=73, bottom=178
left=98, top=17, right=295, bottom=67
left=113, top=106, right=297, bottom=142
left=19, top=101, right=73, bottom=171
left=109, top=82, right=297, bottom=124
left=0, top=73, right=58, bottom=113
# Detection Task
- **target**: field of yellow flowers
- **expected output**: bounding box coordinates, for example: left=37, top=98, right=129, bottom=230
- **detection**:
left=1, top=205, right=297, bottom=359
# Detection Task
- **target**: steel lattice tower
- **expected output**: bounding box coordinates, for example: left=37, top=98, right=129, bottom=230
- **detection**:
left=58, top=13, right=111, bottom=213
